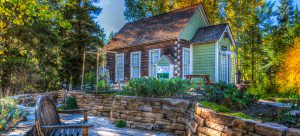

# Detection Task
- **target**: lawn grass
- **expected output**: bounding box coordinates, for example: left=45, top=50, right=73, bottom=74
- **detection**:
left=226, top=112, right=253, bottom=120
left=198, top=101, right=254, bottom=120
left=198, top=101, right=230, bottom=113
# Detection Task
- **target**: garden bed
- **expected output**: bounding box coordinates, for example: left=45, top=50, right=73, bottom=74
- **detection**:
left=199, top=101, right=300, bottom=128
left=191, top=81, right=300, bottom=130
left=236, top=102, right=300, bottom=128
left=64, top=78, right=300, bottom=135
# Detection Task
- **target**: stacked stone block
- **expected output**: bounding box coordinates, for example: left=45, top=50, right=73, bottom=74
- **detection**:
left=188, top=104, right=300, bottom=136
left=66, top=91, right=300, bottom=136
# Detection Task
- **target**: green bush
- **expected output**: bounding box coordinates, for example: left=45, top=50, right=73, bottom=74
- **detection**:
left=199, top=101, right=230, bottom=113
left=0, top=97, right=25, bottom=131
left=204, top=82, right=258, bottom=110
left=124, top=77, right=191, bottom=97
left=60, top=97, right=78, bottom=110
left=97, top=79, right=109, bottom=92
left=115, top=119, right=126, bottom=128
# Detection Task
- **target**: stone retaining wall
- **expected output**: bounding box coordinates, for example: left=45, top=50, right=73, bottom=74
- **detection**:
left=14, top=92, right=59, bottom=105
left=67, top=91, right=193, bottom=135
left=111, top=95, right=193, bottom=135
left=67, top=92, right=115, bottom=116
left=189, top=104, right=300, bottom=136
left=66, top=91, right=300, bottom=136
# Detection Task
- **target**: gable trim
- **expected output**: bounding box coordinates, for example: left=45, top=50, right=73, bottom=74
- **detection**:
left=157, top=55, right=173, bottom=66
left=198, top=4, right=210, bottom=26
left=178, top=4, right=209, bottom=39
left=218, top=25, right=235, bottom=46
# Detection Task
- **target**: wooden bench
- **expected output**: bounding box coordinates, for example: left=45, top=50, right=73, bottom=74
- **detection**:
left=25, top=95, right=93, bottom=136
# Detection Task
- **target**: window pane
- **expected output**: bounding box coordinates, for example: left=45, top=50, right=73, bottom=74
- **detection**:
left=131, top=52, right=140, bottom=78
left=183, top=49, right=190, bottom=77
left=116, top=54, right=124, bottom=80
left=150, top=50, right=159, bottom=77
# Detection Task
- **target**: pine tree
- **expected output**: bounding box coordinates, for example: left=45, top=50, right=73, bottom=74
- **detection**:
left=277, top=0, right=294, bottom=26
left=294, top=5, right=300, bottom=24
left=61, top=0, right=106, bottom=85
left=123, top=0, right=201, bottom=22
left=105, top=31, right=116, bottom=44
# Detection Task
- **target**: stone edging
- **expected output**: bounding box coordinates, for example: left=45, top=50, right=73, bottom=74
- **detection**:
left=66, top=91, right=300, bottom=136
left=191, top=103, right=300, bottom=136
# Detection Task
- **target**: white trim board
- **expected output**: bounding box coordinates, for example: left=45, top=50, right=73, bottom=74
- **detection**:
left=215, top=42, right=219, bottom=82
left=218, top=26, right=235, bottom=46
left=190, top=44, right=193, bottom=74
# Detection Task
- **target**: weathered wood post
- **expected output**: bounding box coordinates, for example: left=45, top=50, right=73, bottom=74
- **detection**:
left=81, top=52, right=86, bottom=92
left=96, top=48, right=100, bottom=93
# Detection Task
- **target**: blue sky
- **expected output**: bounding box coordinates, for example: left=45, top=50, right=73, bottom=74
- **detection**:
left=96, top=0, right=300, bottom=36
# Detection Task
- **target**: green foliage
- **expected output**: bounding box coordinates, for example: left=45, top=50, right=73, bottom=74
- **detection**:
left=124, top=77, right=191, bottom=97
left=0, top=0, right=105, bottom=96
left=97, top=79, right=109, bottom=92
left=226, top=112, right=253, bottom=120
left=60, top=97, right=78, bottom=110
left=205, top=82, right=258, bottom=110
left=199, top=101, right=230, bottom=113
left=124, top=0, right=201, bottom=22
left=199, top=101, right=253, bottom=119
left=115, top=119, right=126, bottom=128
left=277, top=0, right=294, bottom=25
left=0, top=97, right=25, bottom=131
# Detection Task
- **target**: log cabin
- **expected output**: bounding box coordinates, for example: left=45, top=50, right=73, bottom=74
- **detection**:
left=104, top=4, right=236, bottom=84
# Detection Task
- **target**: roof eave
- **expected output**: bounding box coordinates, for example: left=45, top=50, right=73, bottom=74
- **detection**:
left=191, top=40, right=217, bottom=45
left=104, top=38, right=178, bottom=51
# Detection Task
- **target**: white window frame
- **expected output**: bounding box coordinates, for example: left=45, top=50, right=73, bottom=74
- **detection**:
left=148, top=49, right=161, bottom=77
left=130, top=51, right=141, bottom=79
left=220, top=51, right=233, bottom=83
left=115, top=53, right=124, bottom=81
left=182, top=47, right=191, bottom=79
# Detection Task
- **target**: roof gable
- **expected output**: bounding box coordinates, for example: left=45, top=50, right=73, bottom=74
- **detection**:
left=179, top=5, right=210, bottom=40
left=104, top=4, right=201, bottom=51
left=191, top=24, right=229, bottom=44
left=157, top=55, right=174, bottom=66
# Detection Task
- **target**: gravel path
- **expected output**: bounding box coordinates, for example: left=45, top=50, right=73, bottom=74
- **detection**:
left=6, top=106, right=172, bottom=136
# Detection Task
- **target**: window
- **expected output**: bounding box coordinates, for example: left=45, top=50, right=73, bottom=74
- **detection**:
left=130, top=51, right=141, bottom=79
left=115, top=53, right=124, bottom=81
left=182, top=48, right=190, bottom=78
left=220, top=52, right=229, bottom=83
left=149, top=49, right=161, bottom=77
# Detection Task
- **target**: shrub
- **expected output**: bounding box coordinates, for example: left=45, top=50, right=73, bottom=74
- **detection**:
left=199, top=101, right=230, bottom=113
left=97, top=79, right=109, bottom=92
left=276, top=37, right=300, bottom=94
left=124, top=77, right=191, bottom=97
left=0, top=97, right=25, bottom=131
left=60, top=97, right=78, bottom=110
left=204, top=82, right=258, bottom=110
left=115, top=119, right=126, bottom=128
